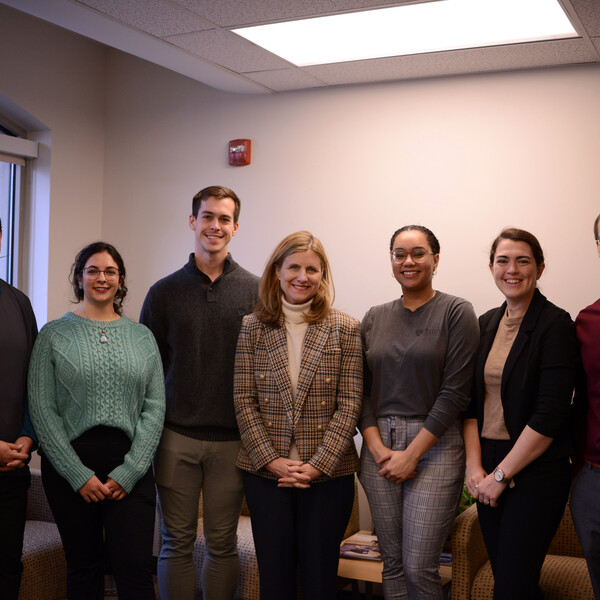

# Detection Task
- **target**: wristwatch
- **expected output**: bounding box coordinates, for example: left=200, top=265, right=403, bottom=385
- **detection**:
left=493, top=468, right=510, bottom=484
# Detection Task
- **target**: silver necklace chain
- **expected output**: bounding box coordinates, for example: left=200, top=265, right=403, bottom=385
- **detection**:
left=77, top=307, right=117, bottom=344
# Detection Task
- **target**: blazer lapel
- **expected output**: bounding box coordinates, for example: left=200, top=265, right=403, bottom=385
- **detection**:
left=502, top=289, right=545, bottom=392
left=477, top=305, right=505, bottom=393
left=293, top=320, right=330, bottom=427
left=263, top=325, right=295, bottom=425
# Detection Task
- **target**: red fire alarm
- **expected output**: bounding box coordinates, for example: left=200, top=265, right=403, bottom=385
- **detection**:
left=228, top=139, right=251, bottom=166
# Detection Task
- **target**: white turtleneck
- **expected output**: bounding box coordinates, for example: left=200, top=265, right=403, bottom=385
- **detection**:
left=281, top=296, right=312, bottom=460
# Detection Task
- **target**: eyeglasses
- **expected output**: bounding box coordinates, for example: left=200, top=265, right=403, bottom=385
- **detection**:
left=391, top=248, right=434, bottom=264
left=83, top=267, right=120, bottom=280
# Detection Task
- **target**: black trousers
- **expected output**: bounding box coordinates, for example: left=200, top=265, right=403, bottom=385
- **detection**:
left=0, top=467, right=30, bottom=600
left=478, top=438, right=570, bottom=600
left=243, top=471, right=354, bottom=600
left=42, top=426, right=156, bottom=600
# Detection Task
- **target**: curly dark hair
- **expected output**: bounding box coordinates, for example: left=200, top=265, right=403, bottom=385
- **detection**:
left=70, top=241, right=128, bottom=315
left=389, top=225, right=440, bottom=254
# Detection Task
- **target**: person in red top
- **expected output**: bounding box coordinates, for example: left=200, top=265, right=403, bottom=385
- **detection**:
left=572, top=213, right=600, bottom=600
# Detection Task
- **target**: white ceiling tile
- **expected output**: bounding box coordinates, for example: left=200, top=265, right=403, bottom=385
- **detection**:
left=75, top=0, right=212, bottom=37
left=14, top=0, right=600, bottom=93
left=304, top=39, right=598, bottom=85
left=173, top=0, right=414, bottom=27
left=570, top=0, right=600, bottom=37
left=245, top=68, right=327, bottom=92
left=165, top=29, right=291, bottom=72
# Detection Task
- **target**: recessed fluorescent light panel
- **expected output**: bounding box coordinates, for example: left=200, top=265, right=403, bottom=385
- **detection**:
left=232, top=0, right=577, bottom=67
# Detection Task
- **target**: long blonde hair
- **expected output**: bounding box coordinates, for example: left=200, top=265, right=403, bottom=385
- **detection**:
left=255, top=231, right=334, bottom=326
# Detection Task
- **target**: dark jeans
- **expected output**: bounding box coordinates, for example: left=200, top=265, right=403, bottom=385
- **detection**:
left=478, top=438, right=570, bottom=600
left=0, top=467, right=30, bottom=600
left=571, top=462, right=600, bottom=599
left=42, top=426, right=156, bottom=600
left=243, top=471, right=354, bottom=600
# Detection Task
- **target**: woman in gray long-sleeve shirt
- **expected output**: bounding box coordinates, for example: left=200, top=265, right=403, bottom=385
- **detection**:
left=358, top=225, right=479, bottom=600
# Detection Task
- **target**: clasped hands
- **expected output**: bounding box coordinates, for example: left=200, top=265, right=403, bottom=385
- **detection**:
left=465, top=466, right=504, bottom=508
left=78, top=475, right=127, bottom=503
left=374, top=447, right=418, bottom=483
left=267, top=457, right=322, bottom=489
left=0, top=437, right=33, bottom=472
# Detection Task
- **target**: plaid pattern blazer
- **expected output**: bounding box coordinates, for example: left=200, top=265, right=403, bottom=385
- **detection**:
left=234, top=308, right=362, bottom=482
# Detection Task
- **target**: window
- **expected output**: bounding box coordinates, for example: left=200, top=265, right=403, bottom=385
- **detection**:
left=0, top=123, right=23, bottom=284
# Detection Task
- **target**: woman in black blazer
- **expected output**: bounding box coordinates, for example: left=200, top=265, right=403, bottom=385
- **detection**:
left=463, top=228, right=579, bottom=600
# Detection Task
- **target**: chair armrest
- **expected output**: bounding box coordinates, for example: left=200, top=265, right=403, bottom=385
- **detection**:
left=450, top=504, right=488, bottom=600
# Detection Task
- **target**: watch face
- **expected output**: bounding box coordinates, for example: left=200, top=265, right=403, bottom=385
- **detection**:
left=494, top=469, right=504, bottom=482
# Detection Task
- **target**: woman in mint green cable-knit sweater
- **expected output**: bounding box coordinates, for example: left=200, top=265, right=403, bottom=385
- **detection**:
left=28, top=242, right=165, bottom=600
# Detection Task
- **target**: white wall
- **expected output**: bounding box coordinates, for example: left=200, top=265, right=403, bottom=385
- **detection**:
left=101, top=51, right=600, bottom=323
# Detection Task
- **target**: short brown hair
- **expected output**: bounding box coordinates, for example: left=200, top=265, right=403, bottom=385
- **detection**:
left=254, top=231, right=334, bottom=326
left=192, top=186, right=241, bottom=222
left=489, top=228, right=544, bottom=267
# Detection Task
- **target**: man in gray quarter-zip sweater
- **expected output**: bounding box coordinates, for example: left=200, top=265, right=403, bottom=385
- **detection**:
left=140, top=186, right=259, bottom=600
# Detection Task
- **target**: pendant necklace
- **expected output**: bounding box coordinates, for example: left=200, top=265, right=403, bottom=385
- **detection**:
left=78, top=307, right=114, bottom=344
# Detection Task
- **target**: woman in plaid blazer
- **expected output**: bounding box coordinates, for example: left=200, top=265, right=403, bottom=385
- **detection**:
left=234, top=231, right=362, bottom=600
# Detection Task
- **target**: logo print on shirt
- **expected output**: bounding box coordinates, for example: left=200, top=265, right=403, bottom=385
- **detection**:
left=416, top=327, right=445, bottom=336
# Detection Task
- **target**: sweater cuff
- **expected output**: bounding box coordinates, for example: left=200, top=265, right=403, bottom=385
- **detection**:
left=66, top=464, right=96, bottom=494
left=423, top=414, right=447, bottom=439
left=358, top=413, right=377, bottom=433
left=108, top=464, right=144, bottom=494
left=19, top=408, right=38, bottom=449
